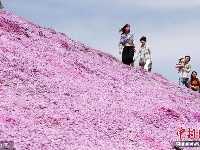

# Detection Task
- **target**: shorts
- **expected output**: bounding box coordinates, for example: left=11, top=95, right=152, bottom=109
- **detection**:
left=122, top=46, right=134, bottom=65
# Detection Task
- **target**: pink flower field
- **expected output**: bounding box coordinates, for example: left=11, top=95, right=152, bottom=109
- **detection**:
left=0, top=10, right=200, bottom=150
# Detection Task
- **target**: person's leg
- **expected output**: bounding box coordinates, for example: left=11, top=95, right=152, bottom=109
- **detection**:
left=148, top=62, right=152, bottom=72
left=128, top=46, right=134, bottom=68
left=148, top=68, right=152, bottom=72
left=182, top=78, right=186, bottom=86
left=122, top=59, right=130, bottom=65
left=185, top=78, right=189, bottom=88
left=182, top=78, right=189, bottom=88
left=130, top=62, right=134, bottom=67
left=179, top=77, right=182, bottom=85
left=144, top=59, right=150, bottom=71
left=122, top=46, right=129, bottom=65
left=180, top=77, right=184, bottom=86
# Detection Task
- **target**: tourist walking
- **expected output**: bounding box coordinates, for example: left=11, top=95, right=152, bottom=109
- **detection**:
left=134, top=36, right=152, bottom=72
left=175, top=56, right=191, bottom=88
left=118, top=24, right=136, bottom=67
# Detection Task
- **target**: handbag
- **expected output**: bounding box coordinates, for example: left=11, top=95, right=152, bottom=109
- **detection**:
left=139, top=57, right=146, bottom=66
left=139, top=46, right=146, bottom=66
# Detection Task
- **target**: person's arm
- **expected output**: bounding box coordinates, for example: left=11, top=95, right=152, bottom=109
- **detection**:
left=184, top=68, right=191, bottom=73
left=175, top=64, right=183, bottom=68
left=134, top=49, right=141, bottom=61
left=194, top=85, right=199, bottom=89
left=147, top=46, right=152, bottom=62
left=194, top=79, right=200, bottom=89
left=118, top=36, right=123, bottom=48
left=118, top=35, right=125, bottom=54
left=189, top=79, right=192, bottom=87
left=133, top=40, right=136, bottom=47
left=189, top=79, right=195, bottom=89
left=133, top=40, right=136, bottom=52
left=189, top=79, right=199, bottom=90
left=118, top=44, right=121, bottom=54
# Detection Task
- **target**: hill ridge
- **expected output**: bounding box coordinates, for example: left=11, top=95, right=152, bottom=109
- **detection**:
left=0, top=10, right=200, bottom=150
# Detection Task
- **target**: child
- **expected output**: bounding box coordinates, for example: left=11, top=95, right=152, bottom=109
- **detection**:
left=176, top=57, right=184, bottom=73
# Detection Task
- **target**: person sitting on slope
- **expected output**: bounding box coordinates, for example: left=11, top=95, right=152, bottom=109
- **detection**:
left=189, top=71, right=200, bottom=92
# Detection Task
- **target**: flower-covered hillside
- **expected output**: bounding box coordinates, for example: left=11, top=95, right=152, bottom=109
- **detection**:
left=0, top=10, right=200, bottom=150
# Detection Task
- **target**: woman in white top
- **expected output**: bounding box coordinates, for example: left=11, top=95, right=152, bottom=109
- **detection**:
left=134, top=36, right=152, bottom=72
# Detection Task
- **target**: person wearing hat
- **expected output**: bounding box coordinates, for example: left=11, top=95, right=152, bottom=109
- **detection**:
left=118, top=24, right=136, bottom=67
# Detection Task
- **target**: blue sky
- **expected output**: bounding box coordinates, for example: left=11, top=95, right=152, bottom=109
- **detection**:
left=2, top=0, right=200, bottom=84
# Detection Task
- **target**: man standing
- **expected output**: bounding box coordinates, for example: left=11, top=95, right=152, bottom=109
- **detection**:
left=175, top=56, right=191, bottom=88
left=0, top=0, right=3, bottom=9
